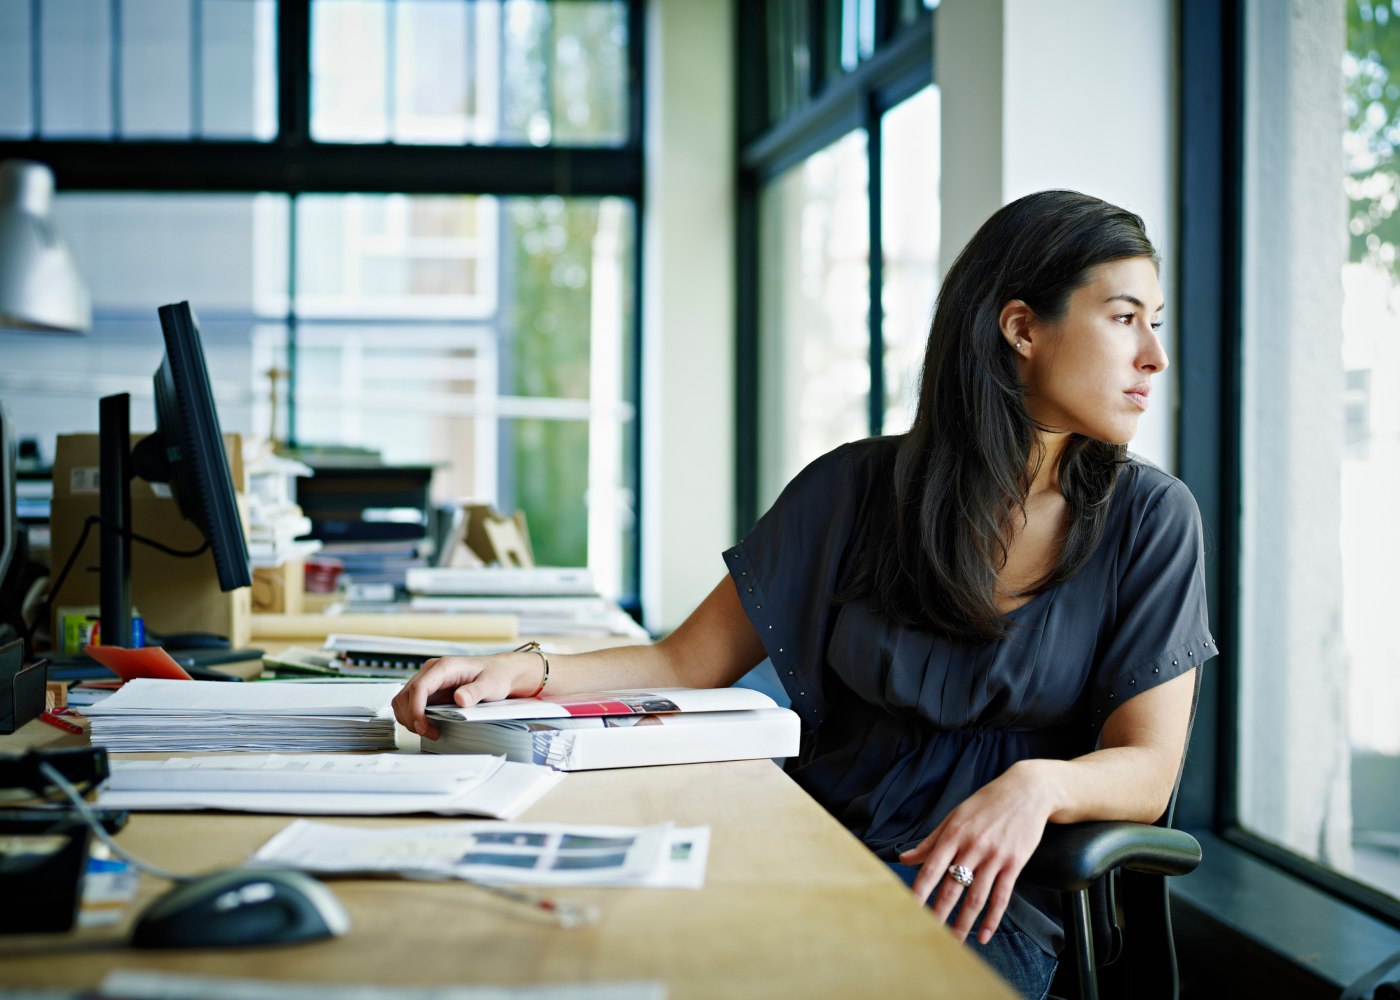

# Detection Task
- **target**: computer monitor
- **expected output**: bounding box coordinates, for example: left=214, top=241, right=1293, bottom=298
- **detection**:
left=98, top=301, right=251, bottom=648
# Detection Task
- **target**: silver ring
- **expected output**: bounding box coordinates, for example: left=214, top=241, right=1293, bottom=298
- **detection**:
left=948, top=864, right=975, bottom=888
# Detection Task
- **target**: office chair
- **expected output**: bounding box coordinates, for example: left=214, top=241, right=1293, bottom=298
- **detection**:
left=1021, top=670, right=1204, bottom=1000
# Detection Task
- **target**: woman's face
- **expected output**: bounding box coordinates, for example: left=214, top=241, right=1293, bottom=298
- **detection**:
left=1016, top=256, right=1168, bottom=446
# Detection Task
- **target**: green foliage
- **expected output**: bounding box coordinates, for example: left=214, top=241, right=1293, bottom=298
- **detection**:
left=1347, top=1, right=1400, bottom=267
left=504, top=197, right=599, bottom=568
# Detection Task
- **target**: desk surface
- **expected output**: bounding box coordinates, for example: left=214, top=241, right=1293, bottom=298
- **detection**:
left=1, top=703, right=1013, bottom=998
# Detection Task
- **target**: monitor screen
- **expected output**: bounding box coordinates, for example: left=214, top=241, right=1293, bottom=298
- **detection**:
left=99, top=301, right=251, bottom=648
left=131, top=302, right=252, bottom=592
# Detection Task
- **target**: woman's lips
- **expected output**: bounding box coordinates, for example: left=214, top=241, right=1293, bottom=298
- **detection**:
left=1125, top=386, right=1151, bottom=410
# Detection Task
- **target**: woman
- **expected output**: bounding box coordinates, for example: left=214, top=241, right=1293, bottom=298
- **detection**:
left=393, top=190, right=1216, bottom=999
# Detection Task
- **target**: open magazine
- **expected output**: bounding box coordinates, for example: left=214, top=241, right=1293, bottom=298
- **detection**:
left=251, top=819, right=711, bottom=889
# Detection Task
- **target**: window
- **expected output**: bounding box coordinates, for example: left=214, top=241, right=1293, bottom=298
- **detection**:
left=737, top=1, right=935, bottom=526
left=1227, top=0, right=1400, bottom=918
left=0, top=0, right=643, bottom=599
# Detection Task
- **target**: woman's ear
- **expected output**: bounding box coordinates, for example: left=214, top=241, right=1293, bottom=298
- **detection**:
left=999, top=300, right=1035, bottom=358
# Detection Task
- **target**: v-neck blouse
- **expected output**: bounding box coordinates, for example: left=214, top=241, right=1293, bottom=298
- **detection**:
left=723, top=437, right=1217, bottom=956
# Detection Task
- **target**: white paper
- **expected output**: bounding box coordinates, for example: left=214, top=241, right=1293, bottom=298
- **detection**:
left=251, top=817, right=675, bottom=887
left=85, top=678, right=399, bottom=717
left=96, top=761, right=563, bottom=820
left=99, top=970, right=666, bottom=1000
left=106, top=754, right=503, bottom=795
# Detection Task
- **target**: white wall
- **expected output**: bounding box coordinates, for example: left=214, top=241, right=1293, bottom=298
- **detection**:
left=936, top=0, right=1177, bottom=470
left=641, top=0, right=735, bottom=632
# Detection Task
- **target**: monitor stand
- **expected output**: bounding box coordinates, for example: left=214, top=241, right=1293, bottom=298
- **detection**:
left=98, top=393, right=133, bottom=649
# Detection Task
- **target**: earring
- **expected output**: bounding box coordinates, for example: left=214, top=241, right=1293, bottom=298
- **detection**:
left=1015, top=340, right=1024, bottom=352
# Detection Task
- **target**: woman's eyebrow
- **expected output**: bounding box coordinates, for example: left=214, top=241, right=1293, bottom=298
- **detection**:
left=1103, top=292, right=1165, bottom=313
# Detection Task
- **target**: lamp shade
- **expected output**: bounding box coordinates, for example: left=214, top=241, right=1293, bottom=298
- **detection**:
left=0, top=159, right=90, bottom=333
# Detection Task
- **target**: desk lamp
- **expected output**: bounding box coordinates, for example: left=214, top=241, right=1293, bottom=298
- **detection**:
left=0, top=159, right=90, bottom=626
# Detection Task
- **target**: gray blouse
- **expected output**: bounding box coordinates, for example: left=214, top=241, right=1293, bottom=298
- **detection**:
left=723, top=437, right=1217, bottom=956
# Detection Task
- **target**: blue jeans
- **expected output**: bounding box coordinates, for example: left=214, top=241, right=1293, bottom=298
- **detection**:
left=888, top=862, right=1058, bottom=1000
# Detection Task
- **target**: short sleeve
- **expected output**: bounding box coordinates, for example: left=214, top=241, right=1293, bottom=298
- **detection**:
left=723, top=443, right=868, bottom=729
left=1089, top=476, right=1217, bottom=731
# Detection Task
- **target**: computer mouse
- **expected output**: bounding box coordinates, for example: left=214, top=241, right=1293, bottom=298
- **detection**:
left=130, top=868, right=350, bottom=949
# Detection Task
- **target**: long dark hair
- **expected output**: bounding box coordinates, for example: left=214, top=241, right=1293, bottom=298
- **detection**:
left=843, top=189, right=1159, bottom=642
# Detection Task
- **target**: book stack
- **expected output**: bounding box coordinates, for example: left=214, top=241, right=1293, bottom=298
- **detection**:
left=83, top=678, right=399, bottom=752
left=263, top=634, right=514, bottom=679
left=405, top=566, right=647, bottom=639
left=422, top=687, right=801, bottom=771
left=245, top=452, right=322, bottom=569
left=321, top=539, right=428, bottom=588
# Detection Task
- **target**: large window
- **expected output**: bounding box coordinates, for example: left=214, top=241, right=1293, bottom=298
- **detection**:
left=1212, top=0, right=1400, bottom=923
left=738, top=0, right=936, bottom=524
left=0, top=0, right=643, bottom=599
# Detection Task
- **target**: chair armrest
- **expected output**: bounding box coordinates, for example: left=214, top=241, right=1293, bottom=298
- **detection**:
left=1021, top=821, right=1203, bottom=891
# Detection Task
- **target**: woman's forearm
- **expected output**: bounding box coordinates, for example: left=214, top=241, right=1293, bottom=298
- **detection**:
left=502, top=575, right=767, bottom=697
left=1011, top=746, right=1180, bottom=826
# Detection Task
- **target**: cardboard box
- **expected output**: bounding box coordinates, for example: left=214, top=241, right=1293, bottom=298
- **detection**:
left=251, top=559, right=305, bottom=614
left=49, top=432, right=252, bottom=649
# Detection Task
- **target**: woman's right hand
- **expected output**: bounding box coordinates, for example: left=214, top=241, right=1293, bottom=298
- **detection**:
left=391, top=653, right=536, bottom=740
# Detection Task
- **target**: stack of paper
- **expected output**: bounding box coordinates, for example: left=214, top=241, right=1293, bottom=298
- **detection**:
left=95, top=753, right=565, bottom=820
left=83, top=678, right=399, bottom=752
left=422, top=688, right=801, bottom=771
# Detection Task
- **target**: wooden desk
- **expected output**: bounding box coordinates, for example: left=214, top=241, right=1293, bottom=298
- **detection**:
left=1, top=720, right=1013, bottom=997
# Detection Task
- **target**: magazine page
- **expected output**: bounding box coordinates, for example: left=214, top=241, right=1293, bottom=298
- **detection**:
left=427, top=686, right=777, bottom=723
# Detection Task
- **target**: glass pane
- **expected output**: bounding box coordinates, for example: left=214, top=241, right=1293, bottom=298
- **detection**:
left=120, top=0, right=193, bottom=138
left=394, top=0, right=471, bottom=144
left=551, top=1, right=628, bottom=145
left=201, top=0, right=278, bottom=140
left=291, top=193, right=636, bottom=592
left=0, top=315, right=260, bottom=450
left=1235, top=0, right=1400, bottom=907
left=310, top=0, right=390, bottom=142
left=880, top=85, right=939, bottom=435
left=52, top=193, right=289, bottom=314
left=0, top=0, right=33, bottom=137
left=295, top=195, right=499, bottom=319
left=1338, top=1, right=1400, bottom=901
left=41, top=0, right=113, bottom=137
left=314, top=0, right=628, bottom=147
left=757, top=130, right=869, bottom=510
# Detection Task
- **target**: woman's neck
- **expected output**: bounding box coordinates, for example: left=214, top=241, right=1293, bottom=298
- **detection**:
left=1026, top=432, right=1069, bottom=497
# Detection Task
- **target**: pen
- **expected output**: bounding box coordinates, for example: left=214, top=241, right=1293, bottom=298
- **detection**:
left=39, top=711, right=84, bottom=735
left=466, top=879, right=599, bottom=929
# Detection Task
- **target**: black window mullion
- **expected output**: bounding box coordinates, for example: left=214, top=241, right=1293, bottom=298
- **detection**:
left=279, top=0, right=311, bottom=146
left=626, top=0, right=645, bottom=149
left=286, top=194, right=299, bottom=449
left=1176, top=0, right=1244, bottom=835
left=866, top=92, right=883, bottom=437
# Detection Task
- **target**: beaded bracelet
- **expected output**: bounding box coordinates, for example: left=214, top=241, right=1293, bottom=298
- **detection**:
left=514, top=640, right=550, bottom=698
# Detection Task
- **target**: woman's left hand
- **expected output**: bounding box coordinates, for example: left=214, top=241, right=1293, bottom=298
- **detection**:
left=898, top=759, right=1057, bottom=945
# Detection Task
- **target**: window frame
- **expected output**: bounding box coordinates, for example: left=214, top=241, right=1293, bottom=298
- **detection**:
left=0, top=0, right=648, bottom=607
left=735, top=0, right=933, bottom=531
